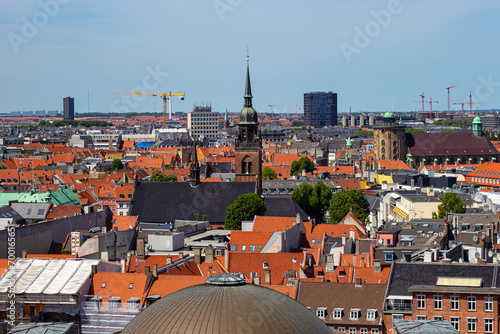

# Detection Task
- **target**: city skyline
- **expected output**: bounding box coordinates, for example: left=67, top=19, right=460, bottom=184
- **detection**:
left=1, top=1, right=500, bottom=115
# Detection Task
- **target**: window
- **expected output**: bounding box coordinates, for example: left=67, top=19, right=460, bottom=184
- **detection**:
left=317, top=239, right=321, bottom=245
left=433, top=316, right=443, bottom=321
left=230, top=244, right=239, bottom=251
left=316, top=307, right=326, bottom=319
left=248, top=245, right=258, bottom=252
left=417, top=295, right=426, bottom=309
left=333, top=308, right=343, bottom=319
left=367, top=309, right=376, bottom=320
left=350, top=309, right=359, bottom=320
left=434, top=295, right=442, bottom=310
left=241, top=245, right=246, bottom=251
left=349, top=329, right=356, bottom=334
left=371, top=330, right=379, bottom=334
left=337, top=328, right=345, bottom=333
left=468, top=296, right=476, bottom=311
left=416, top=315, right=426, bottom=321
left=27, top=209, right=31, bottom=215
left=451, top=296, right=459, bottom=310
left=360, top=329, right=368, bottom=334
left=393, top=314, right=403, bottom=321
left=450, top=317, right=460, bottom=331
left=485, top=318, right=494, bottom=333
left=384, top=253, right=393, bottom=262
left=485, top=297, right=493, bottom=311
left=128, top=283, right=133, bottom=289
left=101, top=282, right=106, bottom=288
left=311, top=239, right=316, bottom=245
left=467, top=318, right=476, bottom=332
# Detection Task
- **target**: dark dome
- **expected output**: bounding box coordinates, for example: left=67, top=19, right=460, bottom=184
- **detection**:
left=122, top=273, right=331, bottom=334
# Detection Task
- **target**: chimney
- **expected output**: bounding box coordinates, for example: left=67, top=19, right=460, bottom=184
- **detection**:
left=145, top=265, right=150, bottom=275
left=350, top=228, right=355, bottom=241
left=254, top=276, right=261, bottom=285
left=373, top=259, right=381, bottom=273
left=91, top=265, right=97, bottom=275
left=342, top=233, right=346, bottom=245
left=137, top=238, right=145, bottom=260
left=166, top=256, right=172, bottom=264
left=224, top=248, right=229, bottom=270
left=121, top=258, right=125, bottom=273
left=264, top=269, right=271, bottom=286
left=194, top=248, right=202, bottom=265
left=295, top=213, right=300, bottom=226
left=152, top=264, right=158, bottom=278
left=355, top=277, right=362, bottom=286
left=206, top=246, right=214, bottom=263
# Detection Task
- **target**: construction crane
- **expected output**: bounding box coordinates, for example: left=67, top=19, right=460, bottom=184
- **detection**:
left=425, top=98, right=439, bottom=119
left=453, top=92, right=486, bottom=115
left=108, top=91, right=185, bottom=128
left=445, top=85, right=457, bottom=120
left=268, top=104, right=284, bottom=116
left=289, top=104, right=303, bottom=115
left=413, top=93, right=425, bottom=119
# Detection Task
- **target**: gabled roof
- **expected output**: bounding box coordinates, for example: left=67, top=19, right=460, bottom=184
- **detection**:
left=112, top=216, right=139, bottom=231
left=407, top=132, right=499, bottom=157
left=45, top=205, right=81, bottom=221
left=252, top=216, right=299, bottom=233
left=130, top=181, right=256, bottom=223
left=229, top=231, right=274, bottom=251
left=90, top=272, right=148, bottom=303
left=312, top=224, right=367, bottom=239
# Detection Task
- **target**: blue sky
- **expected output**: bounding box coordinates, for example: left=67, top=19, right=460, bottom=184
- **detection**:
left=1, top=0, right=500, bottom=115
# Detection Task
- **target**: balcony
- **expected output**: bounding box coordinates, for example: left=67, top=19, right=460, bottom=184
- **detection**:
left=385, top=299, right=412, bottom=313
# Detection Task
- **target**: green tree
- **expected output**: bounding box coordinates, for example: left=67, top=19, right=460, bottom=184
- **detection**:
left=224, top=193, right=267, bottom=230
left=165, top=173, right=176, bottom=182
left=110, top=158, right=124, bottom=171
left=291, top=181, right=333, bottom=223
left=328, top=189, right=370, bottom=224
left=262, top=166, right=278, bottom=180
left=438, top=192, right=466, bottom=218
left=354, top=130, right=374, bottom=137
left=150, top=169, right=176, bottom=182
left=291, top=120, right=303, bottom=127
left=290, top=157, right=315, bottom=176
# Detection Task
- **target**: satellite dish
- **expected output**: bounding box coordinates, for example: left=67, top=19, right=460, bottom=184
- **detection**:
left=475, top=252, right=481, bottom=259
left=378, top=239, right=384, bottom=245
left=488, top=250, right=494, bottom=258
left=473, top=235, right=478, bottom=242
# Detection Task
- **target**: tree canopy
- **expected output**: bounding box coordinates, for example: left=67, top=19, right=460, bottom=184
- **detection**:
left=262, top=166, right=278, bottom=180
left=291, top=181, right=333, bottom=224
left=150, top=169, right=176, bottom=182
left=290, top=157, right=315, bottom=176
left=328, top=189, right=370, bottom=224
left=438, top=192, right=465, bottom=218
left=38, top=120, right=113, bottom=127
left=224, top=193, right=267, bottom=230
left=110, top=158, right=124, bottom=171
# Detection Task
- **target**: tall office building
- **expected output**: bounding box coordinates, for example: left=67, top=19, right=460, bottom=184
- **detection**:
left=304, top=92, right=337, bottom=128
left=187, top=104, right=219, bottom=139
left=63, top=97, right=74, bottom=120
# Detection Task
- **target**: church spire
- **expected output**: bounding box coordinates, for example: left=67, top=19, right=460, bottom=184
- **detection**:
left=189, top=139, right=200, bottom=186
left=244, top=48, right=253, bottom=108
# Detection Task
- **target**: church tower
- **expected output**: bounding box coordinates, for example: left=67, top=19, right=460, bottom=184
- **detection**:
left=472, top=113, right=483, bottom=138
left=188, top=139, right=200, bottom=187
left=373, top=112, right=407, bottom=161
left=235, top=54, right=262, bottom=194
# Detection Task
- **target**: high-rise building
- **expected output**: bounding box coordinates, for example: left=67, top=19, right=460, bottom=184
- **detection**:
left=187, top=104, right=219, bottom=139
left=304, top=92, right=337, bottom=128
left=63, top=97, right=74, bottom=120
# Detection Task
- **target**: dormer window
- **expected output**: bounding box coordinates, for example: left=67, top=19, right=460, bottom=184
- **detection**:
left=350, top=309, right=360, bottom=320
left=333, top=308, right=343, bottom=320
left=311, top=239, right=316, bottom=245
left=316, top=307, right=327, bottom=319
left=263, top=261, right=268, bottom=269
left=367, top=309, right=377, bottom=320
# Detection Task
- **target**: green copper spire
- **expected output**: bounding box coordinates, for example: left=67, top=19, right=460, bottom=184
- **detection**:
left=224, top=107, right=228, bottom=122
left=346, top=137, right=353, bottom=148
left=244, top=60, right=253, bottom=108
left=472, top=112, right=482, bottom=137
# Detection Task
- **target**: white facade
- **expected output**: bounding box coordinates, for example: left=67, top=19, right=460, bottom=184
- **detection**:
left=188, top=111, right=219, bottom=139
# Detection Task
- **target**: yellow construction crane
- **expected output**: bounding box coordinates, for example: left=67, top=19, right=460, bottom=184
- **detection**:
left=108, top=91, right=185, bottom=128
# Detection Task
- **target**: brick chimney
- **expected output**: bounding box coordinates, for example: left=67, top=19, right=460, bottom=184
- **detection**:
left=145, top=265, right=150, bottom=275
left=166, top=256, right=172, bottom=264
left=206, top=246, right=214, bottom=263
left=152, top=264, right=158, bottom=278
left=254, top=276, right=261, bottom=285
left=194, top=248, right=202, bottom=265
left=136, top=238, right=145, bottom=260
left=264, top=269, right=271, bottom=285
left=373, top=259, right=381, bottom=273
left=91, top=265, right=97, bottom=275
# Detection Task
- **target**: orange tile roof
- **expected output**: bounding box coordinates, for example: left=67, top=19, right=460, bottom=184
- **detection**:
left=312, top=224, right=367, bottom=239
left=147, top=275, right=207, bottom=298
left=25, top=254, right=77, bottom=260
left=379, top=160, right=411, bottom=170
left=229, top=231, right=274, bottom=251
left=272, top=153, right=314, bottom=166
left=90, top=272, right=148, bottom=303
left=330, top=179, right=362, bottom=190
left=252, top=216, right=299, bottom=233
left=112, top=216, right=139, bottom=231
left=228, top=252, right=303, bottom=285
left=46, top=205, right=82, bottom=221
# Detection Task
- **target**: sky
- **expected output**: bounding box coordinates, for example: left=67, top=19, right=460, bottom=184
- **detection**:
left=1, top=0, right=500, bottom=115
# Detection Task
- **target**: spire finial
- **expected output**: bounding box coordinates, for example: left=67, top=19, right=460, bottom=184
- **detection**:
left=246, top=46, right=249, bottom=63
